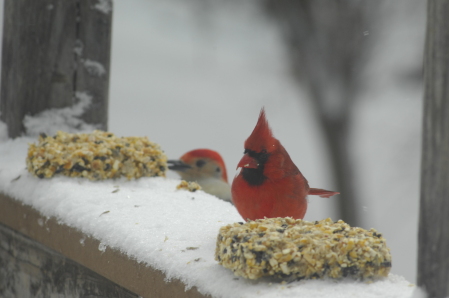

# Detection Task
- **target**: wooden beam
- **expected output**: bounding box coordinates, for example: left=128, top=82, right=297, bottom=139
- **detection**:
left=0, top=0, right=111, bottom=138
left=418, top=0, right=449, bottom=297
left=0, top=194, right=207, bottom=298
left=0, top=224, right=139, bottom=298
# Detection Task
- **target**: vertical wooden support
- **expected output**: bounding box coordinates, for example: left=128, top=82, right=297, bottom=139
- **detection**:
left=418, top=0, right=449, bottom=297
left=0, top=0, right=112, bottom=138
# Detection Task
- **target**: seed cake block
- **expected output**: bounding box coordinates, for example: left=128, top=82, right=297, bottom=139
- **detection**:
left=27, top=130, right=167, bottom=180
left=216, top=217, right=392, bottom=281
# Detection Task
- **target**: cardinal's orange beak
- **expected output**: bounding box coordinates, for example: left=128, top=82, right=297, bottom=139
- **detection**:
left=236, top=153, right=259, bottom=170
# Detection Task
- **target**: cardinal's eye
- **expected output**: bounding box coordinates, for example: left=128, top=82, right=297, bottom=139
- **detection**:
left=196, top=159, right=206, bottom=168
left=261, top=149, right=267, bottom=154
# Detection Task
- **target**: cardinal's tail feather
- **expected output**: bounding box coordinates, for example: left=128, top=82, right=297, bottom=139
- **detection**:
left=308, top=188, right=340, bottom=198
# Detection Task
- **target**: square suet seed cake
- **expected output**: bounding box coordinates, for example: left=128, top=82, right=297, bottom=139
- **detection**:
left=27, top=130, right=167, bottom=180
left=216, top=217, right=392, bottom=281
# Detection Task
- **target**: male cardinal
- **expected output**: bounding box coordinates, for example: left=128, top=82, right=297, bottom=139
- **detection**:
left=167, top=149, right=232, bottom=203
left=232, top=108, right=339, bottom=221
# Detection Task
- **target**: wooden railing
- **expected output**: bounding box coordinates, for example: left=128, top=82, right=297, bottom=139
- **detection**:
left=0, top=193, right=206, bottom=298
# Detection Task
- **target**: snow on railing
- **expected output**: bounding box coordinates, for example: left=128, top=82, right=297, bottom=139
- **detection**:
left=0, top=135, right=419, bottom=298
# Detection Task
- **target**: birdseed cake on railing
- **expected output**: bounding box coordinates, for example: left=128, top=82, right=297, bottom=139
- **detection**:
left=215, top=217, right=391, bottom=281
left=27, top=130, right=167, bottom=180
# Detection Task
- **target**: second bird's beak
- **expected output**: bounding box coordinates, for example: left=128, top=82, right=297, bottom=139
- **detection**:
left=236, top=153, right=259, bottom=170
left=167, top=160, right=191, bottom=172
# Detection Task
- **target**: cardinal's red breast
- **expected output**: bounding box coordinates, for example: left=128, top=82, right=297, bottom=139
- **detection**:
left=232, top=168, right=309, bottom=220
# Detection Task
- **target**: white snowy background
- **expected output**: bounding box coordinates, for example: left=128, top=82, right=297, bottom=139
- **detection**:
left=0, top=0, right=425, bottom=292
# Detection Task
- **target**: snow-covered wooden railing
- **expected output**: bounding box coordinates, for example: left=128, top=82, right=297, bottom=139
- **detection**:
left=0, top=137, right=419, bottom=298
left=0, top=193, right=204, bottom=298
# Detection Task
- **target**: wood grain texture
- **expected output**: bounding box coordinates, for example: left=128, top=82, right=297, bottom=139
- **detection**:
left=418, top=0, right=449, bottom=297
left=0, top=224, right=138, bottom=298
left=0, top=0, right=111, bottom=138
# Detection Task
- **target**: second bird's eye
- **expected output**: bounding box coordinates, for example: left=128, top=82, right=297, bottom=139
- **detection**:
left=216, top=167, right=221, bottom=172
left=196, top=159, right=206, bottom=168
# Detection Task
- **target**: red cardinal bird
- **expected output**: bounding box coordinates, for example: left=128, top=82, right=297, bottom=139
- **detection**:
left=232, top=108, right=339, bottom=221
left=167, top=149, right=232, bottom=203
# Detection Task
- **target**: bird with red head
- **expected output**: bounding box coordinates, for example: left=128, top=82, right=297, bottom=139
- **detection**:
left=167, top=149, right=232, bottom=203
left=232, top=108, right=339, bottom=221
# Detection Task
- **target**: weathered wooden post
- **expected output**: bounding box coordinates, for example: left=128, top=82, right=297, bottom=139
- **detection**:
left=0, top=0, right=112, bottom=138
left=418, top=0, right=449, bottom=297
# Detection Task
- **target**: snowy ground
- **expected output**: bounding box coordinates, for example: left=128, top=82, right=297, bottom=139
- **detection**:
left=0, top=135, right=421, bottom=298
left=0, top=0, right=425, bottom=291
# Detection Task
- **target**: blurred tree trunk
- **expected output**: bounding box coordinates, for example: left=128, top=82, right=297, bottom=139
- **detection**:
left=418, top=0, right=449, bottom=297
left=0, top=0, right=112, bottom=138
left=264, top=1, right=377, bottom=227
